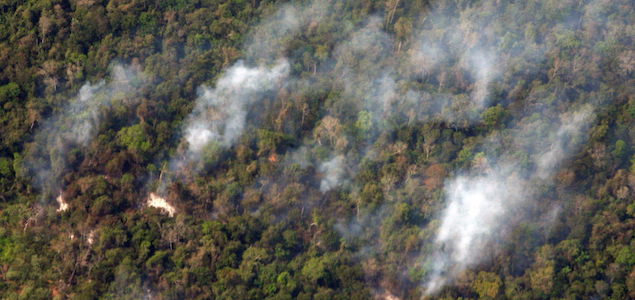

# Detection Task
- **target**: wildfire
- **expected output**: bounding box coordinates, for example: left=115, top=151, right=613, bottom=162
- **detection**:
left=87, top=230, right=95, bottom=245
left=56, top=194, right=69, bottom=212
left=147, top=192, right=176, bottom=217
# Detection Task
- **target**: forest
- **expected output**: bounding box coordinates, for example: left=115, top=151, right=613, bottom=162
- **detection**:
left=0, top=0, right=633, bottom=299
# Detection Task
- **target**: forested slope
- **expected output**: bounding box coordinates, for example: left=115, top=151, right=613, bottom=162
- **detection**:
left=0, top=0, right=633, bottom=299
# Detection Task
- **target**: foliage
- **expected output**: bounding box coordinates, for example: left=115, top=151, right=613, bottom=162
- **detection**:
left=0, top=0, right=632, bottom=299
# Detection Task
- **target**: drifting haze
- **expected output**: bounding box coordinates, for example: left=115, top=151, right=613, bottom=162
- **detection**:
left=146, top=0, right=621, bottom=295
left=26, top=64, right=147, bottom=205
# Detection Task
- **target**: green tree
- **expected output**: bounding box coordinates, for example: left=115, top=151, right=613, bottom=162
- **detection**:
left=473, top=271, right=502, bottom=299
left=117, top=124, right=152, bottom=154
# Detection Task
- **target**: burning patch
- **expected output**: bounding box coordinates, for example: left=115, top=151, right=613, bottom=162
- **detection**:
left=56, top=194, right=69, bottom=212
left=147, top=193, right=176, bottom=217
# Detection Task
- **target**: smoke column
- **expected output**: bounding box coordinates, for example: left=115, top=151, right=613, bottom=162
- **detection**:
left=177, top=0, right=329, bottom=162
left=182, top=60, right=290, bottom=157
left=424, top=106, right=595, bottom=295
left=154, top=1, right=330, bottom=198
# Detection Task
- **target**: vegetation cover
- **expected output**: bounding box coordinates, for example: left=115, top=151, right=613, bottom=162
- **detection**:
left=0, top=0, right=633, bottom=299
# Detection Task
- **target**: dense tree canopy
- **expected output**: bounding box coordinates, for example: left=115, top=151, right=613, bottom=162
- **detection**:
left=0, top=0, right=633, bottom=299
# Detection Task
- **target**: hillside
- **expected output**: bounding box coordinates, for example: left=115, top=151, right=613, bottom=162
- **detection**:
left=0, top=0, right=634, bottom=299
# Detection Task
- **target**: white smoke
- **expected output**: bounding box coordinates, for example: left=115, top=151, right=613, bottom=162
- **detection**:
left=27, top=63, right=147, bottom=203
left=183, top=60, right=290, bottom=155
left=334, top=17, right=397, bottom=118
left=535, top=109, right=594, bottom=178
left=464, top=49, right=498, bottom=108
left=158, top=1, right=331, bottom=182
left=54, top=64, right=144, bottom=147
left=246, top=1, right=329, bottom=62
left=149, top=1, right=337, bottom=202
left=219, top=3, right=612, bottom=297
left=319, top=155, right=347, bottom=192
left=424, top=106, right=595, bottom=295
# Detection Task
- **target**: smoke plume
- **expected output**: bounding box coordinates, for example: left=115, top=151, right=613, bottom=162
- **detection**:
left=26, top=63, right=147, bottom=205
left=154, top=0, right=330, bottom=196
left=183, top=60, right=290, bottom=156
left=424, top=106, right=595, bottom=295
